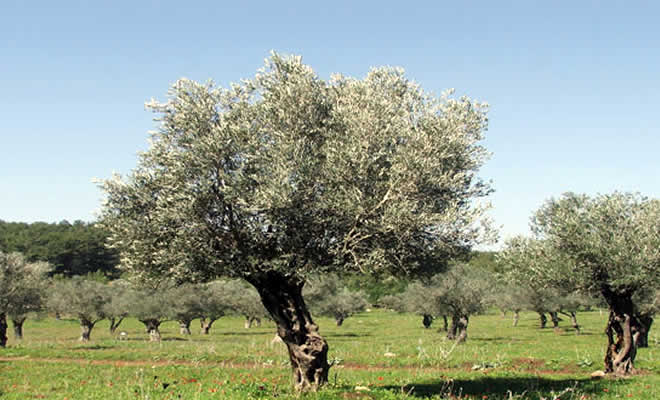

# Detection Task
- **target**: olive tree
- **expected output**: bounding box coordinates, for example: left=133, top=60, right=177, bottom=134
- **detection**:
left=125, top=285, right=174, bottom=341
left=431, top=264, right=492, bottom=342
left=531, top=192, right=660, bottom=375
left=99, top=53, right=492, bottom=391
left=219, top=279, right=269, bottom=328
left=0, top=252, right=52, bottom=346
left=399, top=281, right=449, bottom=329
left=305, top=275, right=368, bottom=326
left=47, top=278, right=111, bottom=341
left=103, top=279, right=134, bottom=334
left=197, top=281, right=234, bottom=334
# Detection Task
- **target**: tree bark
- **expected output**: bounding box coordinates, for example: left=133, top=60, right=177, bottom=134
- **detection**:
left=0, top=313, right=8, bottom=347
left=512, top=310, right=520, bottom=327
left=602, top=287, right=638, bottom=375
left=538, top=312, right=547, bottom=328
left=179, top=320, right=192, bottom=335
left=140, top=319, right=162, bottom=341
left=109, top=317, right=124, bottom=334
left=447, top=315, right=458, bottom=340
left=455, top=315, right=469, bottom=343
left=247, top=272, right=329, bottom=392
left=634, top=314, right=653, bottom=348
left=79, top=318, right=96, bottom=342
left=442, top=315, right=448, bottom=332
left=200, top=318, right=215, bottom=334
left=335, top=316, right=344, bottom=326
left=11, top=316, right=26, bottom=340
left=548, top=311, right=559, bottom=333
left=569, top=311, right=580, bottom=335
left=422, top=314, right=433, bottom=329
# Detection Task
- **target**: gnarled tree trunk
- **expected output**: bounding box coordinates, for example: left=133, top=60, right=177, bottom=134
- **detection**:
left=0, top=312, right=8, bottom=347
left=200, top=317, right=215, bottom=334
left=244, top=316, right=261, bottom=328
left=512, top=310, right=520, bottom=327
left=455, top=315, right=469, bottom=343
left=140, top=319, right=162, bottom=342
left=602, top=287, right=639, bottom=375
left=560, top=311, right=580, bottom=335
left=447, top=315, right=458, bottom=340
left=335, top=316, right=345, bottom=326
left=247, top=272, right=329, bottom=392
left=11, top=316, right=26, bottom=340
left=79, top=318, right=96, bottom=342
left=442, top=315, right=448, bottom=332
left=179, top=320, right=192, bottom=335
left=550, top=311, right=561, bottom=333
left=422, top=314, right=433, bottom=329
left=109, top=317, right=124, bottom=334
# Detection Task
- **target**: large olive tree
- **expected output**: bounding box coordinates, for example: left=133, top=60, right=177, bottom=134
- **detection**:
left=100, top=53, right=492, bottom=391
left=531, top=192, right=660, bottom=375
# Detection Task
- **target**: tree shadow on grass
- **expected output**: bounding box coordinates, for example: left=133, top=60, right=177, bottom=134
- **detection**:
left=72, top=344, right=115, bottom=350
left=326, top=332, right=370, bottom=338
left=383, top=376, right=629, bottom=399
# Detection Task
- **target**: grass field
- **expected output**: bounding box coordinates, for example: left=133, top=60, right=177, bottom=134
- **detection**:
left=0, top=309, right=658, bottom=399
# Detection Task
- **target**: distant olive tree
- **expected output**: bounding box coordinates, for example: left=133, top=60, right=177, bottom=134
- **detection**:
left=0, top=252, right=52, bottom=345
left=431, top=264, right=492, bottom=342
left=305, top=275, right=368, bottom=326
left=197, top=281, right=234, bottom=334
left=220, top=280, right=269, bottom=328
left=125, top=286, right=173, bottom=341
left=399, top=281, right=448, bottom=329
left=47, top=277, right=111, bottom=341
left=103, top=280, right=134, bottom=334
left=169, top=283, right=205, bottom=335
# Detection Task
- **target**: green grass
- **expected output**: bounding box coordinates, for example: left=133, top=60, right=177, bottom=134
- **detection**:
left=1, top=309, right=658, bottom=399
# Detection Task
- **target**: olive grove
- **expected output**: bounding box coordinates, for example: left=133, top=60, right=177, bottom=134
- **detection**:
left=99, top=53, right=492, bottom=391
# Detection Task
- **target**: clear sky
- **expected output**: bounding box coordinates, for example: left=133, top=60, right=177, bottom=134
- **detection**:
left=2, top=1, right=658, bottom=248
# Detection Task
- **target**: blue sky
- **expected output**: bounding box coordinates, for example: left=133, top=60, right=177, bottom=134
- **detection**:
left=1, top=1, right=658, bottom=247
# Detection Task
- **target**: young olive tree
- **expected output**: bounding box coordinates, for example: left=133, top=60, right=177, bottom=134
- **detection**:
left=47, top=278, right=111, bottom=341
left=99, top=53, right=492, bottom=391
left=531, top=192, right=660, bottom=375
left=305, top=275, right=368, bottom=326
left=0, top=252, right=52, bottom=345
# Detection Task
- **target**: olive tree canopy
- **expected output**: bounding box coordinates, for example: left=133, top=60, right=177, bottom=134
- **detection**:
left=99, top=53, right=492, bottom=391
